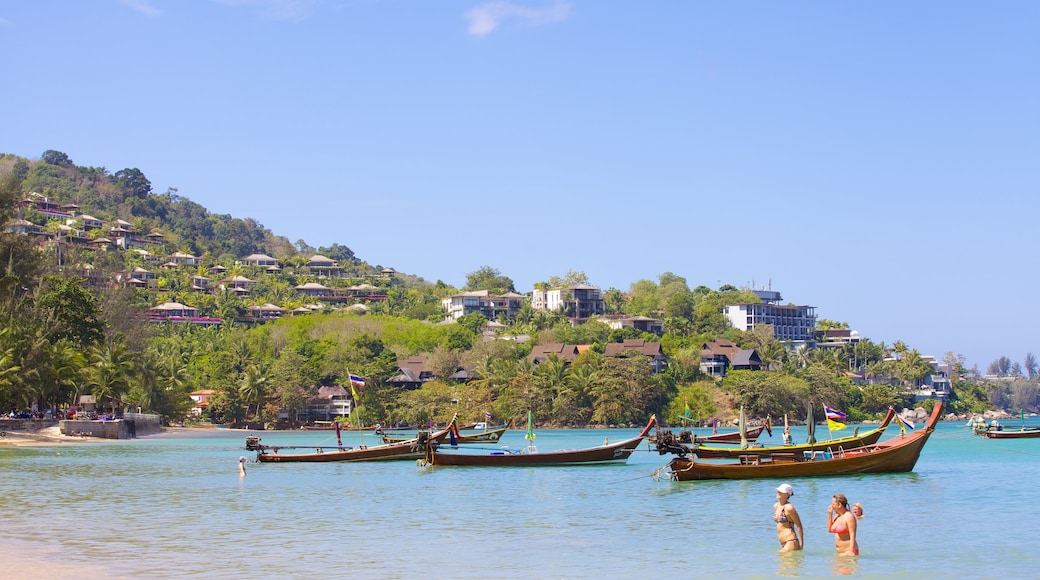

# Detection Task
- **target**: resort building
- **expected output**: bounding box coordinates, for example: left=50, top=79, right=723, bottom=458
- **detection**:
left=724, top=290, right=816, bottom=349
left=442, top=290, right=527, bottom=321
left=530, top=285, right=606, bottom=324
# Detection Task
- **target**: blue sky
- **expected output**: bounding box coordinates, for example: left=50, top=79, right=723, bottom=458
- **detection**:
left=2, top=1, right=1038, bottom=370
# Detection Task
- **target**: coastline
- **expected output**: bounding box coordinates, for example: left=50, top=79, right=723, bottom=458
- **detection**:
left=0, top=425, right=244, bottom=448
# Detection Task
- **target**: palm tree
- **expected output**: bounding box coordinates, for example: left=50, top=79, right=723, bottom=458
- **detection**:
left=239, top=361, right=273, bottom=420
left=87, top=337, right=137, bottom=416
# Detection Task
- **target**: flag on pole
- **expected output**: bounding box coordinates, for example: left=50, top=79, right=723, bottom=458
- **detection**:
left=350, top=383, right=359, bottom=401
left=485, top=411, right=492, bottom=420
left=895, top=414, right=915, bottom=434
left=827, top=418, right=847, bottom=431
left=765, top=414, right=773, bottom=437
left=349, top=374, right=366, bottom=387
left=684, top=399, right=692, bottom=417
left=824, top=405, right=847, bottom=422
left=712, top=418, right=718, bottom=435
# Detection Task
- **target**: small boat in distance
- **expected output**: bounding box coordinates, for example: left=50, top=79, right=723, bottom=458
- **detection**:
left=421, top=415, right=657, bottom=467
left=381, top=425, right=508, bottom=445
left=657, top=403, right=941, bottom=481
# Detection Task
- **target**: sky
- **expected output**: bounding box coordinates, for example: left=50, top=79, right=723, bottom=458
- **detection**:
left=2, top=1, right=1039, bottom=370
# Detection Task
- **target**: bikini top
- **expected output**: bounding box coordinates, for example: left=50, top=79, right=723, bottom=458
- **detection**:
left=830, top=516, right=848, bottom=534
left=774, top=505, right=790, bottom=524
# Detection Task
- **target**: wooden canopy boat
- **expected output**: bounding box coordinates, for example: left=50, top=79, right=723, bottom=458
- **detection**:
left=422, top=416, right=657, bottom=467
left=984, top=426, right=1040, bottom=439
left=382, top=426, right=508, bottom=445
left=247, top=426, right=451, bottom=463
left=659, top=408, right=896, bottom=459
left=658, top=403, right=941, bottom=481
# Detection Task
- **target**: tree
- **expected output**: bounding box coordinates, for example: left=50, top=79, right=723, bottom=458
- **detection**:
left=239, top=361, right=273, bottom=419
left=1025, top=352, right=1038, bottom=380
left=113, top=167, right=152, bottom=199
left=41, top=150, right=73, bottom=167
left=87, top=336, right=137, bottom=416
left=464, top=266, right=515, bottom=294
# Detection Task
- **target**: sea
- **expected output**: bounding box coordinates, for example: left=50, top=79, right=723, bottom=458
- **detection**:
left=1, top=419, right=1037, bottom=579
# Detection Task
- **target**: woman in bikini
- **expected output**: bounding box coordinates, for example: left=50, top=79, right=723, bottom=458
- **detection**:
left=828, top=493, right=859, bottom=555
left=773, top=483, right=803, bottom=551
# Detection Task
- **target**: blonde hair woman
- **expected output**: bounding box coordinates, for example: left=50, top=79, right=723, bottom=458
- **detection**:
left=828, top=494, right=859, bottom=555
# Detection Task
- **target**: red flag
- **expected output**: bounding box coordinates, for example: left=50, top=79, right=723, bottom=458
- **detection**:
left=765, top=415, right=773, bottom=437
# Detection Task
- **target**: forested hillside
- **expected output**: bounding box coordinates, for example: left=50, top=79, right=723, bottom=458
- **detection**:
left=0, top=150, right=1007, bottom=429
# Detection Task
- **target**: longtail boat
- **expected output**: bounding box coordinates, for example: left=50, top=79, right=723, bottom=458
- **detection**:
left=247, top=422, right=453, bottom=463
left=657, top=403, right=941, bottom=481
left=381, top=425, right=508, bottom=445
left=983, top=426, right=1040, bottom=439
left=422, top=416, right=657, bottom=467
left=661, top=408, right=896, bottom=459
left=303, top=421, right=378, bottom=431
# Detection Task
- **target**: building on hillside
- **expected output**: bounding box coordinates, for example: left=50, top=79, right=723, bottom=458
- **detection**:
left=528, top=344, right=587, bottom=364
left=307, top=255, right=343, bottom=277
left=530, top=285, right=606, bottom=324
left=816, top=328, right=862, bottom=350
left=239, top=253, right=280, bottom=268
left=699, top=339, right=765, bottom=377
left=603, top=339, right=669, bottom=374
left=597, top=314, right=664, bottom=335
left=442, top=290, right=526, bottom=321
left=724, top=290, right=816, bottom=349
left=387, top=355, right=436, bottom=389
left=910, top=357, right=953, bottom=402
left=305, top=386, right=354, bottom=421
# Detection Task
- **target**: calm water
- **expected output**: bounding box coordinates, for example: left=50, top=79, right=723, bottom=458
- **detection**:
left=1, top=421, right=1037, bottom=578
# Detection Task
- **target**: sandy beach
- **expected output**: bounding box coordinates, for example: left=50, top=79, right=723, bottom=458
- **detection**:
left=0, top=425, right=240, bottom=448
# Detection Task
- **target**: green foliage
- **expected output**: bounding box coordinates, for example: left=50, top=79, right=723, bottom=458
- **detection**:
left=722, top=370, right=810, bottom=418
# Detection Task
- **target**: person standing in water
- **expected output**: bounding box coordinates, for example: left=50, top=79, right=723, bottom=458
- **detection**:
left=238, top=456, right=247, bottom=476
left=773, top=483, right=803, bottom=552
left=828, top=493, right=859, bottom=555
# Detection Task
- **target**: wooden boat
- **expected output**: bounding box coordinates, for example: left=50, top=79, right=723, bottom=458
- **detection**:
left=658, top=403, right=941, bottom=481
left=983, top=426, right=1040, bottom=439
left=247, top=426, right=451, bottom=463
left=381, top=426, right=508, bottom=445
left=421, top=416, right=657, bottom=467
left=661, top=408, right=896, bottom=459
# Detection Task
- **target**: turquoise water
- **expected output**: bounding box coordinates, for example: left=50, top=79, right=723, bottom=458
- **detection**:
left=1, top=421, right=1036, bottom=578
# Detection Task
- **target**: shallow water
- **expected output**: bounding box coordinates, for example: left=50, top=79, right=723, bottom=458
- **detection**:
left=1, top=422, right=1037, bottom=578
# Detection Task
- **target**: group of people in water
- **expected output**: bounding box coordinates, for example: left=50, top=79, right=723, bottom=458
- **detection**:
left=773, top=483, right=862, bottom=555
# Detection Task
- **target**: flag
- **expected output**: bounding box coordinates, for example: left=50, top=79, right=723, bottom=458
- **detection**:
left=895, top=414, right=915, bottom=434
left=827, top=418, right=847, bottom=431
left=824, top=405, right=847, bottom=422
left=684, top=399, right=692, bottom=417
left=485, top=411, right=492, bottom=420
left=765, top=414, right=773, bottom=437
left=712, top=418, right=718, bottom=435
left=350, top=384, right=359, bottom=401
left=349, top=374, right=366, bottom=387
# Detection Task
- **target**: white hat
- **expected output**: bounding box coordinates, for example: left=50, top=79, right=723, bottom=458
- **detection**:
left=239, top=456, right=246, bottom=462
left=776, top=483, right=794, bottom=496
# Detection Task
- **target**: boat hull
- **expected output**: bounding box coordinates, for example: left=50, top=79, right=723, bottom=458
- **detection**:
left=984, top=428, right=1040, bottom=439
left=383, top=427, right=508, bottom=445
left=426, top=417, right=656, bottom=467
left=665, top=404, right=941, bottom=481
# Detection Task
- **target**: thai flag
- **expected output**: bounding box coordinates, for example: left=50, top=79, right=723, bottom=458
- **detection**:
left=349, top=374, right=366, bottom=387
left=485, top=411, right=492, bottom=419
left=825, top=405, right=847, bottom=421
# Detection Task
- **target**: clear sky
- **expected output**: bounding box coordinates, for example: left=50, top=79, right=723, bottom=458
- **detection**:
left=2, top=1, right=1038, bottom=370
